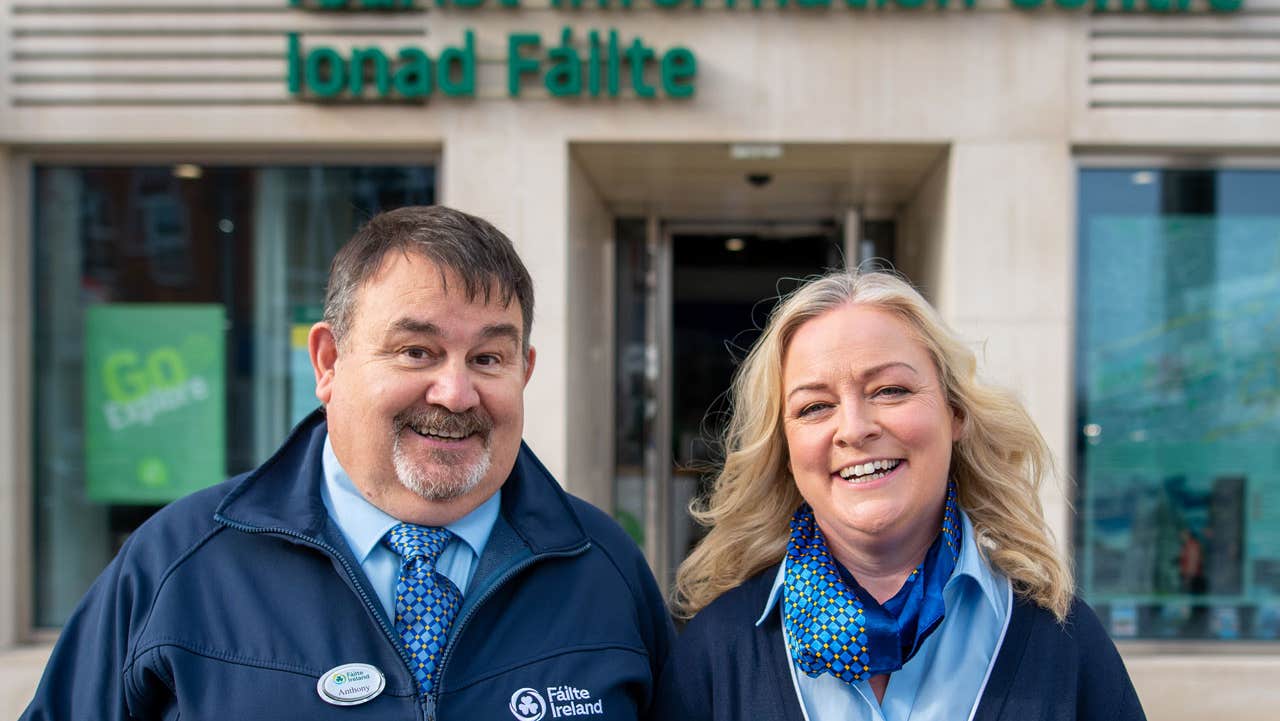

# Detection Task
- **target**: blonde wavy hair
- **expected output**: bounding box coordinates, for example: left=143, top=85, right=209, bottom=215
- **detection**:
left=674, top=270, right=1073, bottom=621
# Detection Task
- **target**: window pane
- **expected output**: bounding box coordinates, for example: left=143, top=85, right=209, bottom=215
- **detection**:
left=1076, top=167, right=1280, bottom=641
left=33, top=164, right=435, bottom=627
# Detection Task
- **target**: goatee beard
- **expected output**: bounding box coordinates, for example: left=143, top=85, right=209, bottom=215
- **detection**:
left=391, top=405, right=493, bottom=501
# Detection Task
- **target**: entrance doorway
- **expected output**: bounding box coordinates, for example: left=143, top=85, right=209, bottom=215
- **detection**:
left=613, top=217, right=896, bottom=588
left=575, top=140, right=945, bottom=588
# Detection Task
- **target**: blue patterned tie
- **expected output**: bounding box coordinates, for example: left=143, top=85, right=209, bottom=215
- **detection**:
left=384, top=524, right=461, bottom=696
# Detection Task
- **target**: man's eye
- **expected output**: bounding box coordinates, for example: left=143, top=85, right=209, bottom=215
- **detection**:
left=473, top=353, right=501, bottom=367
left=404, top=347, right=430, bottom=360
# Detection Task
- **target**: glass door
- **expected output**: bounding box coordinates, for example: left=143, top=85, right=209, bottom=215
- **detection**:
left=615, top=218, right=862, bottom=588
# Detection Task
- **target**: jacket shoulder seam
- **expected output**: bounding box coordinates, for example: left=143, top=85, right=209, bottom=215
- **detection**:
left=124, top=524, right=228, bottom=675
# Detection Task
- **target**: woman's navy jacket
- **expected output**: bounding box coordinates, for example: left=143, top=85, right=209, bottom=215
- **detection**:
left=22, top=412, right=674, bottom=721
left=651, top=565, right=1147, bottom=721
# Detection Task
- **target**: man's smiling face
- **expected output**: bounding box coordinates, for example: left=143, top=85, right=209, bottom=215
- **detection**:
left=314, top=251, right=534, bottom=523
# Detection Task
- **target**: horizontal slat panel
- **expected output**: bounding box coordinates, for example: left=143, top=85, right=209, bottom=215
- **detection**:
left=11, top=59, right=286, bottom=78
left=13, top=74, right=285, bottom=83
left=13, top=0, right=284, bottom=9
left=9, top=77, right=574, bottom=104
left=11, top=56, right=513, bottom=79
left=1090, top=31, right=1280, bottom=42
left=1093, top=29, right=1280, bottom=41
left=10, top=35, right=439, bottom=58
left=12, top=82, right=290, bottom=101
left=1091, top=16, right=1280, bottom=36
left=1090, top=36, right=1280, bottom=58
left=10, top=0, right=431, bottom=11
left=11, top=94, right=614, bottom=106
left=1090, top=81, right=1280, bottom=104
left=1091, top=100, right=1280, bottom=108
left=1093, top=59, right=1280, bottom=81
left=11, top=14, right=427, bottom=35
left=12, top=4, right=294, bottom=13
left=11, top=97, right=295, bottom=106
left=8, top=0, right=1020, bottom=11
left=1086, top=10, right=1280, bottom=110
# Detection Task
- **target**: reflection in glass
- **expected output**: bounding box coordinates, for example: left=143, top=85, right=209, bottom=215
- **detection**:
left=1076, top=168, right=1280, bottom=640
left=33, top=165, right=434, bottom=626
left=613, top=219, right=650, bottom=549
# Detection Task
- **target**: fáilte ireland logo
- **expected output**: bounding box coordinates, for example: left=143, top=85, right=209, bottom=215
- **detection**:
left=509, top=688, right=546, bottom=721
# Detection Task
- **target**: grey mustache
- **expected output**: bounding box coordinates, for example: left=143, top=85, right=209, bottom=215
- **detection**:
left=395, top=406, right=493, bottom=437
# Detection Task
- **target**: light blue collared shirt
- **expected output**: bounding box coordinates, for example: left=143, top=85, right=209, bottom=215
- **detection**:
left=320, top=435, right=501, bottom=620
left=757, top=511, right=1012, bottom=721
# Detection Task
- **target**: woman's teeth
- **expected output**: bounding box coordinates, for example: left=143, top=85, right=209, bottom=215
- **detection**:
left=838, top=459, right=901, bottom=483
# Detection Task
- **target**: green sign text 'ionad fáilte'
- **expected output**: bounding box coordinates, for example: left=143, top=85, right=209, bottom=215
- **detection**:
left=284, top=0, right=1244, bottom=101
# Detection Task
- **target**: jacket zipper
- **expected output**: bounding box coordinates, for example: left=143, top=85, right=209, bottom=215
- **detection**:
left=219, top=516, right=591, bottom=721
left=428, top=542, right=592, bottom=719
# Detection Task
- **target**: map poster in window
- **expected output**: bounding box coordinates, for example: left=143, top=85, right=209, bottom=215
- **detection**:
left=84, top=304, right=226, bottom=503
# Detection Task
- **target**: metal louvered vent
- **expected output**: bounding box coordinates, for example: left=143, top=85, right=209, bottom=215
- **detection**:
left=1089, top=2, right=1280, bottom=110
left=7, top=0, right=427, bottom=107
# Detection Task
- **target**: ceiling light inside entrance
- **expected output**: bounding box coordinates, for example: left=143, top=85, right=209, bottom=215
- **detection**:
left=730, top=143, right=783, bottom=161
left=173, top=163, right=203, bottom=180
left=725, top=237, right=746, bottom=252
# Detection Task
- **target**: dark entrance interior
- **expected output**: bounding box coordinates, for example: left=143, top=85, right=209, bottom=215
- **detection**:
left=668, top=228, right=844, bottom=567
left=613, top=217, right=900, bottom=586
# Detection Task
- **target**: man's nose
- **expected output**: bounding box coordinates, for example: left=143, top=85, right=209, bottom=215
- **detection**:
left=424, top=363, right=480, bottom=412
left=833, top=400, right=880, bottom=448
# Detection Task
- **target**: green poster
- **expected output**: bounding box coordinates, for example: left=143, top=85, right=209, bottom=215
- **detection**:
left=84, top=304, right=226, bottom=503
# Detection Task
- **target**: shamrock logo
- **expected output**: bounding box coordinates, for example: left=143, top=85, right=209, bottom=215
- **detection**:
left=508, top=688, right=546, bottom=721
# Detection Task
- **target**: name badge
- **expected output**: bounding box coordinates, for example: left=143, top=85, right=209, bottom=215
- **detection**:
left=317, top=663, right=386, bottom=706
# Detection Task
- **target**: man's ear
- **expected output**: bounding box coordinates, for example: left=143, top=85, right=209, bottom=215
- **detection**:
left=309, top=322, right=340, bottom=404
left=522, top=346, right=537, bottom=386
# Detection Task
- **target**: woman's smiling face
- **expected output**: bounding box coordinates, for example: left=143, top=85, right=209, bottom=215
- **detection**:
left=781, top=303, right=961, bottom=559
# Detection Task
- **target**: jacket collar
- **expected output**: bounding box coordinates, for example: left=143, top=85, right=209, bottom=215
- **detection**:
left=214, top=410, right=332, bottom=538
left=215, top=408, right=590, bottom=556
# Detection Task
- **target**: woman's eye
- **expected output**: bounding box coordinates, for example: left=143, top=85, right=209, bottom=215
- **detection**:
left=874, top=386, right=908, bottom=398
left=797, top=402, right=830, bottom=417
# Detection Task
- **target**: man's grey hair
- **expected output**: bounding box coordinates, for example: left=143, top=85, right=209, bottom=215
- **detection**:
left=323, top=205, right=534, bottom=350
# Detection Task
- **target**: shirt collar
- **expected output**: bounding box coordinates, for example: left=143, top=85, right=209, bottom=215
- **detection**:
left=755, top=509, right=1005, bottom=626
left=951, top=510, right=1008, bottom=617
left=320, top=433, right=501, bottom=563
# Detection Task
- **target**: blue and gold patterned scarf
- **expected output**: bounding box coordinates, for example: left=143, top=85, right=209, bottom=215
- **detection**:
left=782, top=482, right=961, bottom=684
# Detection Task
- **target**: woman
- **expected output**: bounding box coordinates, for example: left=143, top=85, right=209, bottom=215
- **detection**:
left=652, top=271, right=1145, bottom=721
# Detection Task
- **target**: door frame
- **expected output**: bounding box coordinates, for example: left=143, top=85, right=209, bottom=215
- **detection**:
left=639, top=217, right=849, bottom=588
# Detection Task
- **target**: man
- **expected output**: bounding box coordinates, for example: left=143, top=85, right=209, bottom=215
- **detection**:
left=23, top=206, right=673, bottom=721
